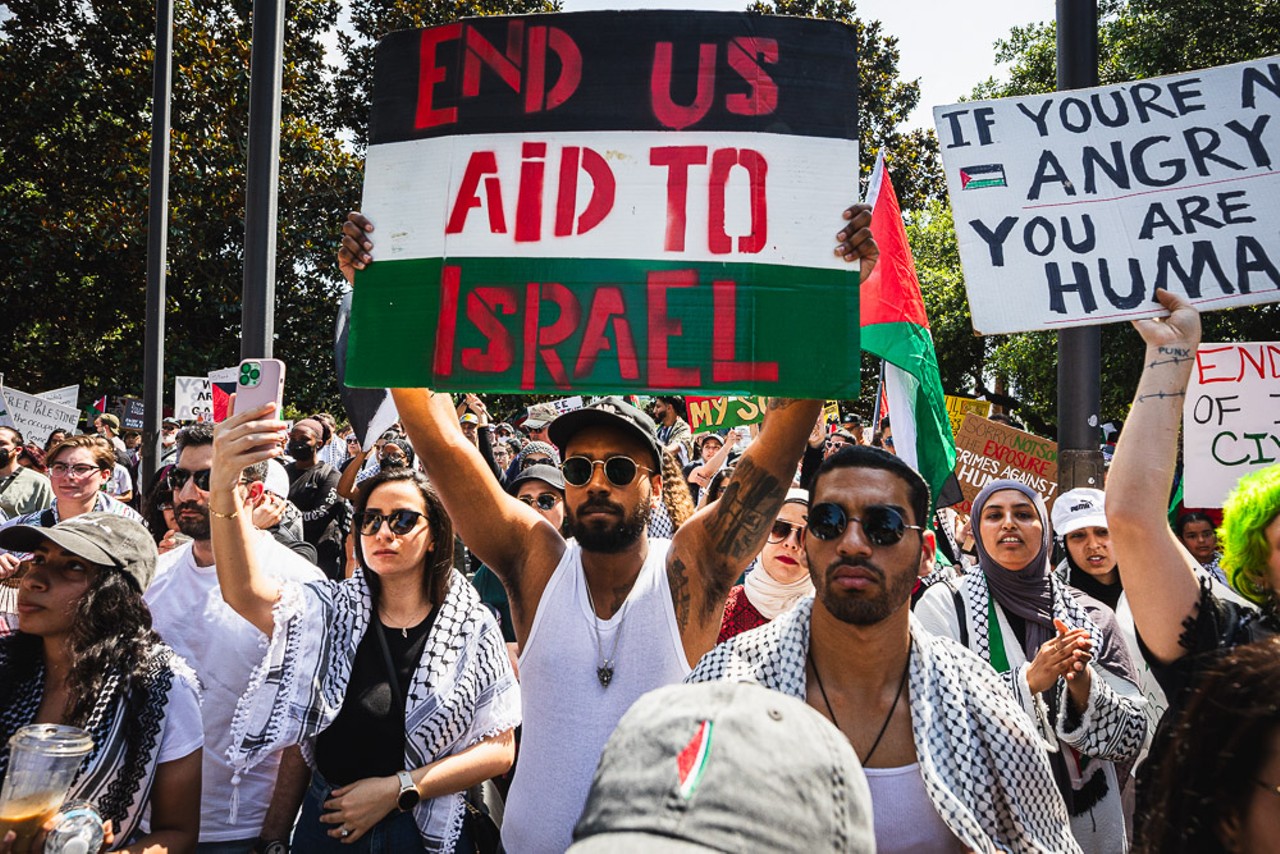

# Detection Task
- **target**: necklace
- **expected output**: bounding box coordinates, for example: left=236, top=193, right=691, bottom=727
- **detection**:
left=807, top=647, right=910, bottom=765
left=583, top=577, right=627, bottom=688
left=379, top=604, right=430, bottom=638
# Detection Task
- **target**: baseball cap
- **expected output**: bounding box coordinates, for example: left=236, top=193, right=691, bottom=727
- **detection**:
left=506, top=463, right=567, bottom=495
left=569, top=681, right=874, bottom=853
left=162, top=417, right=180, bottom=428
left=524, top=403, right=560, bottom=430
left=0, top=513, right=158, bottom=593
left=98, top=413, right=120, bottom=431
left=841, top=413, right=862, bottom=427
left=548, top=396, right=662, bottom=468
left=1051, top=487, right=1107, bottom=538
left=460, top=413, right=480, bottom=425
left=263, top=459, right=291, bottom=500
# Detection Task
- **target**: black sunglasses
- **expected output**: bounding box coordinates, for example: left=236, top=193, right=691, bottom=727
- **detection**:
left=168, top=467, right=211, bottom=492
left=521, top=456, right=552, bottom=470
left=356, top=509, right=426, bottom=536
left=561, top=455, right=652, bottom=488
left=518, top=493, right=562, bottom=511
left=767, top=519, right=807, bottom=544
left=806, top=503, right=923, bottom=546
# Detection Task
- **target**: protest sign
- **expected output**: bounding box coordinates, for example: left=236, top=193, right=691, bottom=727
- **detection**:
left=685, top=395, right=769, bottom=432
left=0, top=386, right=81, bottom=444
left=347, top=11, right=861, bottom=399
left=952, top=414, right=1059, bottom=513
left=120, top=397, right=146, bottom=432
left=208, top=368, right=238, bottom=423
left=336, top=292, right=400, bottom=451
left=944, top=395, right=992, bottom=439
left=37, top=385, right=79, bottom=409
left=174, top=376, right=213, bottom=422
left=548, top=395, right=585, bottom=415
left=823, top=400, right=841, bottom=425
left=935, top=55, right=1280, bottom=335
left=1183, top=341, right=1280, bottom=507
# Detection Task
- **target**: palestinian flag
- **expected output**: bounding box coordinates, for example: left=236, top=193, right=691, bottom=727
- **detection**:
left=85, top=395, right=108, bottom=425
left=862, top=153, right=960, bottom=511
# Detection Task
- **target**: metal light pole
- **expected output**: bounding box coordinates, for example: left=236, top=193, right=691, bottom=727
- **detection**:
left=1056, top=0, right=1106, bottom=492
left=141, top=0, right=174, bottom=491
left=241, top=0, right=286, bottom=360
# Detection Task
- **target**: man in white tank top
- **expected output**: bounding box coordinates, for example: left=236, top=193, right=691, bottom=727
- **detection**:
left=689, top=446, right=1081, bottom=853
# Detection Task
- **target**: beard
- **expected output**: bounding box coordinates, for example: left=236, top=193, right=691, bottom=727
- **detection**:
left=812, top=556, right=916, bottom=626
left=567, top=494, right=651, bottom=554
left=174, top=500, right=211, bottom=540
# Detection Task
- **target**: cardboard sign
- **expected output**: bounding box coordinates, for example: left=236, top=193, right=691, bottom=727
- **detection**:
left=952, top=414, right=1059, bottom=513
left=936, top=56, right=1280, bottom=334
left=1183, top=341, right=1280, bottom=506
left=37, top=385, right=79, bottom=409
left=0, top=386, right=81, bottom=445
left=120, top=397, right=146, bottom=432
left=174, top=376, right=213, bottom=422
left=685, top=395, right=769, bottom=431
left=347, top=12, right=861, bottom=399
left=944, top=395, right=992, bottom=439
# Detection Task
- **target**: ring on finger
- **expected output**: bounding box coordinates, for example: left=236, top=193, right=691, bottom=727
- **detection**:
left=340, top=827, right=351, bottom=838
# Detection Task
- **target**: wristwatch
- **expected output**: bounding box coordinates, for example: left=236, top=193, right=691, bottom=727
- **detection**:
left=253, top=840, right=288, bottom=854
left=396, top=770, right=421, bottom=812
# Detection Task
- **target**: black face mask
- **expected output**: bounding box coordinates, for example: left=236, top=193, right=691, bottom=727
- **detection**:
left=287, top=440, right=314, bottom=459
left=0, top=449, right=10, bottom=467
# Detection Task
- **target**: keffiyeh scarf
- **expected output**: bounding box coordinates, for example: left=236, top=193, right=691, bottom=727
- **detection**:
left=228, top=568, right=521, bottom=852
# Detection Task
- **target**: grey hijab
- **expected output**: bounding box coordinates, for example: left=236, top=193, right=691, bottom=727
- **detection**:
left=971, top=479, right=1054, bottom=661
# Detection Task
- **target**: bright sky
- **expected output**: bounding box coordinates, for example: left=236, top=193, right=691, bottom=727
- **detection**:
left=560, top=0, right=1050, bottom=129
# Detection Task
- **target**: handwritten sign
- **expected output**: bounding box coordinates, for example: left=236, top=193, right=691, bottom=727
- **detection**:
left=0, top=386, right=81, bottom=445
left=174, top=376, right=212, bottom=422
left=208, top=368, right=238, bottom=423
left=685, top=395, right=769, bottom=431
left=549, top=396, right=585, bottom=415
left=347, top=11, right=861, bottom=399
left=37, top=385, right=79, bottom=409
left=952, top=414, right=1059, bottom=513
left=944, top=395, right=992, bottom=439
left=1183, top=341, right=1280, bottom=506
left=936, top=56, right=1280, bottom=334
left=120, top=397, right=146, bottom=432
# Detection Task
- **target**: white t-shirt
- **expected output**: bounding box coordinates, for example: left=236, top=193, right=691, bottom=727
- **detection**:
left=108, top=464, right=133, bottom=497
left=864, top=763, right=966, bottom=854
left=145, top=533, right=323, bottom=841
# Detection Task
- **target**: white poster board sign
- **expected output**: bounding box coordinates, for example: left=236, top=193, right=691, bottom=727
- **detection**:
left=1, top=387, right=81, bottom=444
left=36, top=385, right=79, bottom=409
left=1183, top=341, right=1280, bottom=507
left=936, top=55, right=1280, bottom=335
left=549, top=396, right=585, bottom=415
left=174, top=376, right=212, bottom=422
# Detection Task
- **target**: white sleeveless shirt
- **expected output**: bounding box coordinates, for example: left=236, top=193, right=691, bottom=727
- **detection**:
left=502, top=538, right=690, bottom=854
left=864, top=763, right=966, bottom=853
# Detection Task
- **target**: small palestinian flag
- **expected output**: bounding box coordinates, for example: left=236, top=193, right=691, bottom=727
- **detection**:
left=959, top=164, right=1007, bottom=190
left=675, top=720, right=713, bottom=801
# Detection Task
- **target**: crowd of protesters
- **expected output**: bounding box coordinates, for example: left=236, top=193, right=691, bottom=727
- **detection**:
left=0, top=206, right=1275, bottom=854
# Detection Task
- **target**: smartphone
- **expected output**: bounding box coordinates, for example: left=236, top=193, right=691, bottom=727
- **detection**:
left=231, top=358, right=286, bottom=418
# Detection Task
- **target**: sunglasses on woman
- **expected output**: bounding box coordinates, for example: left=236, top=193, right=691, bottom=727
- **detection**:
left=167, top=467, right=212, bottom=492
left=560, top=455, right=652, bottom=488
left=518, top=493, right=562, bottom=511
left=356, top=509, right=425, bottom=536
left=767, top=519, right=807, bottom=544
left=806, top=503, right=923, bottom=546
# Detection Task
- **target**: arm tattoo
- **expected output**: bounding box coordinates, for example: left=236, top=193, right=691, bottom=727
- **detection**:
left=668, top=556, right=692, bottom=632
left=766, top=398, right=799, bottom=411
left=710, top=457, right=784, bottom=561
left=1137, top=391, right=1186, bottom=403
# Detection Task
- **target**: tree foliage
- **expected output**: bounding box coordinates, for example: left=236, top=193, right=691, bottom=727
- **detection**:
left=0, top=0, right=361, bottom=415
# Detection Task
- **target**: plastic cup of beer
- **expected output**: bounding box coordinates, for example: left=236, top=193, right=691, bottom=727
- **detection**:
left=0, top=725, right=94, bottom=844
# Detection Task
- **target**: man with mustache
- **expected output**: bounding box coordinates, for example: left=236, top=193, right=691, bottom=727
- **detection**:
left=689, top=445, right=1079, bottom=853
left=337, top=203, right=878, bottom=854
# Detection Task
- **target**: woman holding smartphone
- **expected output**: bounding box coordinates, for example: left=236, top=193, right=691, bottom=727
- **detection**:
left=210, top=402, right=519, bottom=852
left=915, top=479, right=1147, bottom=853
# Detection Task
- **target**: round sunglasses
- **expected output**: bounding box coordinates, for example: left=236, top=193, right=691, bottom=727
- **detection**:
left=560, top=455, right=652, bottom=488
left=767, top=519, right=807, bottom=544
left=806, top=503, right=923, bottom=546
left=356, top=509, right=426, bottom=536
left=518, top=493, right=562, bottom=511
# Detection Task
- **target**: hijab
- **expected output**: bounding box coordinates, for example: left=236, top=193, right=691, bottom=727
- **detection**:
left=971, top=479, right=1055, bottom=662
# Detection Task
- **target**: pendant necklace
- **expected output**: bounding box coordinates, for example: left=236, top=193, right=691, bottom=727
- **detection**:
left=380, top=605, right=428, bottom=638
left=584, top=576, right=627, bottom=688
left=808, top=648, right=910, bottom=765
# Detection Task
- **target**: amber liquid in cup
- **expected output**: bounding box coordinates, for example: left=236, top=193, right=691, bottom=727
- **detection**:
left=0, top=725, right=94, bottom=845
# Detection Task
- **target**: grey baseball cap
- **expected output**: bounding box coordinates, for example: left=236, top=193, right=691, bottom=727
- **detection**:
left=0, top=512, right=158, bottom=593
left=506, top=464, right=566, bottom=495
left=569, top=681, right=875, bottom=853
left=548, top=396, right=662, bottom=469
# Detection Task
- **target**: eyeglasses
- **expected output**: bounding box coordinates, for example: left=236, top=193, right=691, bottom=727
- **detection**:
left=49, top=463, right=106, bottom=479
left=518, top=493, right=562, bottom=511
left=561, top=455, right=652, bottom=488
left=521, top=456, right=551, bottom=470
left=767, top=519, right=807, bottom=544
left=167, top=467, right=212, bottom=492
left=356, top=509, right=426, bottom=536
left=806, top=503, right=923, bottom=546
left=158, top=502, right=174, bottom=512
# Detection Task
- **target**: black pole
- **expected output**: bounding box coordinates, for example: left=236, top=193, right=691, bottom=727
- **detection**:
left=141, top=0, right=175, bottom=492
left=1056, top=0, right=1105, bottom=492
left=241, top=0, right=286, bottom=360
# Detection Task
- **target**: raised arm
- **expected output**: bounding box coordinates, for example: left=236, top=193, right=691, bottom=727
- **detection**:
left=208, top=401, right=289, bottom=635
left=1106, top=289, right=1204, bottom=664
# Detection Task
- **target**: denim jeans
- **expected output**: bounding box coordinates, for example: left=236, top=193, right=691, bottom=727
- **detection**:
left=292, top=770, right=472, bottom=853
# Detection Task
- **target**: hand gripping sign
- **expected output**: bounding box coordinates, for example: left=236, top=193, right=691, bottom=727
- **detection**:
left=346, top=11, right=861, bottom=399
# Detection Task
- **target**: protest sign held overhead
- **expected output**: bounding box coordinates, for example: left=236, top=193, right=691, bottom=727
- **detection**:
left=952, top=414, right=1059, bottom=513
left=1, top=386, right=82, bottom=444
left=685, top=395, right=769, bottom=432
left=336, top=291, right=399, bottom=451
left=120, top=397, right=146, bottom=432
left=347, top=11, right=861, bottom=399
left=208, top=368, right=238, bottom=422
left=1183, top=341, right=1280, bottom=507
left=944, top=395, right=992, bottom=439
left=37, top=385, right=79, bottom=410
left=174, top=376, right=212, bottom=422
left=936, top=56, right=1280, bottom=335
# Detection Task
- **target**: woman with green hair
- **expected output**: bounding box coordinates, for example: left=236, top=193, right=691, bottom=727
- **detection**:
left=1219, top=465, right=1280, bottom=607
